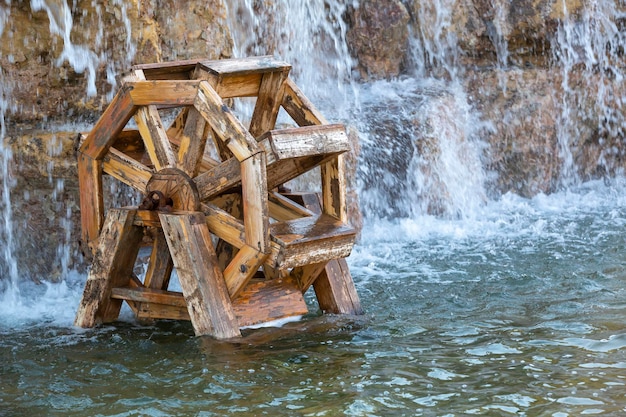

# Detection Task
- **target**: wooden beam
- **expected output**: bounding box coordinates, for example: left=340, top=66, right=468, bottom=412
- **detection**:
left=177, top=107, right=209, bottom=177
left=193, top=152, right=241, bottom=201
left=261, top=124, right=350, bottom=160
left=79, top=85, right=136, bottom=160
left=290, top=261, right=328, bottom=292
left=314, top=258, right=363, bottom=315
left=159, top=212, right=241, bottom=338
left=281, top=77, right=328, bottom=127
left=223, top=244, right=267, bottom=299
left=241, top=153, right=269, bottom=253
left=135, top=105, right=177, bottom=170
left=202, top=203, right=246, bottom=249
left=248, top=69, right=289, bottom=137
left=74, top=209, right=143, bottom=327
left=102, top=147, right=153, bottom=193
left=128, top=80, right=201, bottom=106
left=142, top=229, right=174, bottom=291
left=194, top=81, right=260, bottom=161
left=77, top=152, right=104, bottom=256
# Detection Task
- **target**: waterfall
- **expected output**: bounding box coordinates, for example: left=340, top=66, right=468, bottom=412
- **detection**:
left=551, top=1, right=626, bottom=186
left=224, top=0, right=356, bottom=115
left=0, top=1, right=18, bottom=300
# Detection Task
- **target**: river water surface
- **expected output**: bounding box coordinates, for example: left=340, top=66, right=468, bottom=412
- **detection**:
left=2, top=179, right=626, bottom=416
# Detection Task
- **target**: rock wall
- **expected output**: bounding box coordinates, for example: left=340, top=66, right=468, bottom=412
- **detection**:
left=347, top=0, right=626, bottom=199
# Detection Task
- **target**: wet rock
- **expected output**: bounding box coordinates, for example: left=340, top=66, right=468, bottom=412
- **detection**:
left=346, top=0, right=411, bottom=79
left=0, top=0, right=233, bottom=124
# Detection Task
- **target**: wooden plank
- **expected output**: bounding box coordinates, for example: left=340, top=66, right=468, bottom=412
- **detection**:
left=214, top=73, right=263, bottom=98
left=290, top=261, right=328, bottom=292
left=194, top=81, right=260, bottom=161
left=200, top=56, right=291, bottom=77
left=261, top=124, right=350, bottom=160
left=177, top=107, right=209, bottom=177
left=233, top=278, right=308, bottom=328
left=159, top=212, right=241, bottom=338
left=281, top=77, right=328, bottom=127
left=321, top=155, right=347, bottom=222
left=79, top=85, right=136, bottom=159
left=143, top=229, right=174, bottom=291
left=223, top=244, right=267, bottom=299
left=268, top=191, right=315, bottom=221
left=193, top=156, right=241, bottom=201
left=241, top=153, right=269, bottom=253
left=297, top=193, right=362, bottom=315
left=202, top=203, right=246, bottom=249
left=77, top=152, right=104, bottom=256
left=267, top=213, right=356, bottom=269
left=102, top=147, right=153, bottom=193
left=248, top=69, right=289, bottom=137
left=112, top=279, right=309, bottom=328
left=74, top=209, right=143, bottom=327
left=135, top=105, right=177, bottom=170
left=314, top=258, right=363, bottom=315
left=128, top=80, right=201, bottom=106
left=111, top=286, right=186, bottom=307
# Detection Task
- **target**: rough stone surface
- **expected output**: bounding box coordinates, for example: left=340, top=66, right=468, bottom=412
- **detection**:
left=346, top=0, right=411, bottom=79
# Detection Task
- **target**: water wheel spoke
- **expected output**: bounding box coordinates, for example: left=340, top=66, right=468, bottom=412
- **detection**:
left=102, top=147, right=154, bottom=193
left=135, top=105, right=177, bottom=170
left=177, top=107, right=209, bottom=177
left=248, top=69, right=289, bottom=137
left=194, top=81, right=259, bottom=161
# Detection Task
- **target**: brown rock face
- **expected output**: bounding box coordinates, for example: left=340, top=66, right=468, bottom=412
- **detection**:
left=0, top=0, right=233, bottom=124
left=346, top=0, right=411, bottom=79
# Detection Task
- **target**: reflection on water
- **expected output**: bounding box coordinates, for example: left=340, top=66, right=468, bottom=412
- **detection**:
left=3, top=179, right=626, bottom=415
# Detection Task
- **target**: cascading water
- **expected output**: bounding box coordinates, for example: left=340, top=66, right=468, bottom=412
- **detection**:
left=0, top=1, right=18, bottom=303
left=552, top=1, right=626, bottom=186
left=3, top=2, right=626, bottom=416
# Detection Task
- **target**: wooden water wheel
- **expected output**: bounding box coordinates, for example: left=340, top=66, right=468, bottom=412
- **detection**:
left=74, top=56, right=362, bottom=338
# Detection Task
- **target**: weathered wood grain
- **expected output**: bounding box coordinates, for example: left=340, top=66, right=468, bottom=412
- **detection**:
left=248, top=69, right=289, bottom=137
left=102, top=147, right=153, bottom=193
left=74, top=209, right=143, bottom=327
left=135, top=105, right=177, bottom=170
left=159, top=212, right=241, bottom=338
left=77, top=152, right=104, bottom=256
left=281, top=77, right=328, bottom=127
left=241, top=153, right=269, bottom=253
left=223, top=244, right=267, bottom=299
left=128, top=80, right=201, bottom=106
left=194, top=81, right=260, bottom=161
left=79, top=85, right=136, bottom=160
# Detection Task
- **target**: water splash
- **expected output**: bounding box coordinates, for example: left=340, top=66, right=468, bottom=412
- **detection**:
left=224, top=0, right=356, bottom=110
